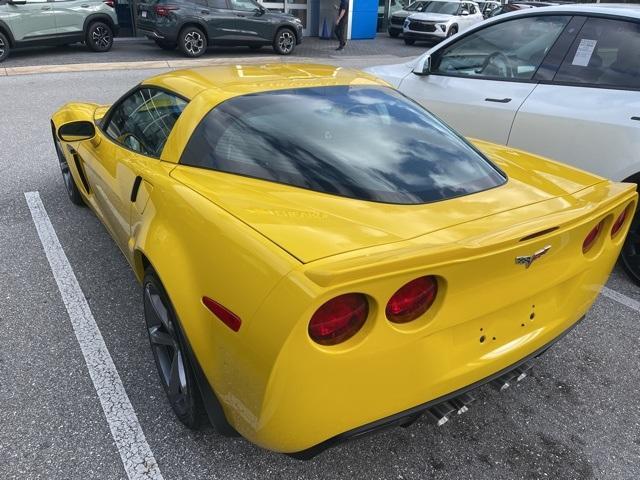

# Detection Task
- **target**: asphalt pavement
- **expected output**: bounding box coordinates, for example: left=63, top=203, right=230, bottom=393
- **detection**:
left=1, top=66, right=640, bottom=480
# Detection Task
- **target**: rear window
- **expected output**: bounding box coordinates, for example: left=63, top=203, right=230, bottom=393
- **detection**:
left=180, top=86, right=506, bottom=204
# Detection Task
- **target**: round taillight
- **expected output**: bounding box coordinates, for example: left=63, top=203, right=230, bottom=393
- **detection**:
left=308, top=293, right=368, bottom=345
left=583, top=220, right=603, bottom=254
left=611, top=207, right=629, bottom=238
left=386, top=276, right=438, bottom=324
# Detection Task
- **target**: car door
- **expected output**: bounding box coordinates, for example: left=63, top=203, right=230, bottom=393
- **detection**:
left=8, top=0, right=58, bottom=41
left=77, top=88, right=187, bottom=255
left=50, top=0, right=86, bottom=36
left=228, top=0, right=271, bottom=42
left=202, top=0, right=238, bottom=42
left=509, top=16, right=640, bottom=182
left=399, top=14, right=572, bottom=144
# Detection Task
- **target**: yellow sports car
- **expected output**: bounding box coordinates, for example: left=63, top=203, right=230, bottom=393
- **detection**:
left=51, top=64, right=636, bottom=457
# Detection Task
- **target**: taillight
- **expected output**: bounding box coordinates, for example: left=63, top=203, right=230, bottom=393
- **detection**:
left=582, top=220, right=604, bottom=253
left=611, top=207, right=629, bottom=238
left=308, top=293, right=368, bottom=346
left=202, top=296, right=241, bottom=332
left=155, top=5, right=179, bottom=16
left=386, top=276, right=438, bottom=324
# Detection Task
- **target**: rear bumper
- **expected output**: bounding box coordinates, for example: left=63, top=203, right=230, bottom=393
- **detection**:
left=290, top=314, right=584, bottom=459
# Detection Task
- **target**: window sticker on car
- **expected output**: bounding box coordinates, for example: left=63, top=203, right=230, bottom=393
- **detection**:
left=571, top=39, right=597, bottom=67
left=141, top=11, right=147, bottom=18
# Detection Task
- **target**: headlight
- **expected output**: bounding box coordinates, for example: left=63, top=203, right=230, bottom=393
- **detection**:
left=438, top=24, right=447, bottom=32
left=404, top=19, right=409, bottom=27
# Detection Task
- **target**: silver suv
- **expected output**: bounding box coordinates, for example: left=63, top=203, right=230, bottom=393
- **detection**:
left=0, top=0, right=119, bottom=62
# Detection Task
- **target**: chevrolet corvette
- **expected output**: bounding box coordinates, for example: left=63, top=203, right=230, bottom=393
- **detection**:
left=51, top=64, right=637, bottom=456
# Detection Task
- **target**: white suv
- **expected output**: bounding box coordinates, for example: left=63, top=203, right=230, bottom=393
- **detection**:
left=403, top=0, right=483, bottom=45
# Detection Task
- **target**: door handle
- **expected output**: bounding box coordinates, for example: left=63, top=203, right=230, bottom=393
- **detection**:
left=41, top=6, right=52, bottom=10
left=485, top=97, right=512, bottom=103
left=201, top=9, right=210, bottom=14
left=631, top=116, right=640, bottom=121
left=81, top=4, right=90, bottom=7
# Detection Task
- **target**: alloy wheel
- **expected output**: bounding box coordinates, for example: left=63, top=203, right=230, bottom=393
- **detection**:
left=184, top=31, right=204, bottom=56
left=144, top=283, right=190, bottom=415
left=92, top=26, right=112, bottom=50
left=278, top=31, right=294, bottom=54
left=0, top=36, right=5, bottom=58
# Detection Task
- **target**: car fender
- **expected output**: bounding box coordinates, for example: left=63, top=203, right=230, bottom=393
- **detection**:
left=83, top=12, right=117, bottom=33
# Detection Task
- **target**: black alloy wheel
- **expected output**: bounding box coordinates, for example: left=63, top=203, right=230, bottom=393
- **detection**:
left=86, top=22, right=114, bottom=52
left=179, top=26, right=207, bottom=58
left=143, top=269, right=208, bottom=429
left=0, top=31, right=9, bottom=63
left=53, top=128, right=84, bottom=206
left=273, top=28, right=296, bottom=55
left=621, top=211, right=640, bottom=286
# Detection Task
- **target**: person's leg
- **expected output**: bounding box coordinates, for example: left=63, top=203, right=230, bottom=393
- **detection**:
left=337, top=19, right=346, bottom=49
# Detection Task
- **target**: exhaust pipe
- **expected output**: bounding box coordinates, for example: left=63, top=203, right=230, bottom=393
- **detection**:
left=490, top=361, right=534, bottom=391
left=426, top=402, right=455, bottom=426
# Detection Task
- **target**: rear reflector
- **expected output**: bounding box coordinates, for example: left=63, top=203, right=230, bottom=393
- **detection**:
left=611, top=207, right=629, bottom=238
left=202, top=296, right=241, bottom=332
left=386, top=276, right=438, bottom=324
left=583, top=220, right=604, bottom=254
left=308, top=293, right=368, bottom=346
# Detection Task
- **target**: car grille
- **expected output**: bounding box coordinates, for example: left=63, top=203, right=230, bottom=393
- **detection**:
left=390, top=16, right=405, bottom=26
left=408, top=21, right=437, bottom=32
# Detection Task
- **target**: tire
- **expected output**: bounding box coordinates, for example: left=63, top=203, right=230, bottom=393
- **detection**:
left=53, top=127, right=84, bottom=206
left=155, top=40, right=177, bottom=51
left=389, top=30, right=400, bottom=38
left=447, top=25, right=458, bottom=37
left=0, top=31, right=10, bottom=63
left=248, top=44, right=263, bottom=50
left=178, top=26, right=207, bottom=58
left=621, top=210, right=640, bottom=286
left=404, top=38, right=415, bottom=45
left=143, top=268, right=209, bottom=429
left=86, top=21, right=113, bottom=52
left=273, top=28, right=296, bottom=55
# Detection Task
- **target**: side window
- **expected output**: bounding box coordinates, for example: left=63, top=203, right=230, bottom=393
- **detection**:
left=469, top=4, right=477, bottom=15
left=208, top=0, right=228, bottom=8
left=105, top=88, right=187, bottom=158
left=433, top=15, right=570, bottom=80
left=554, top=18, right=640, bottom=89
left=229, top=0, right=257, bottom=12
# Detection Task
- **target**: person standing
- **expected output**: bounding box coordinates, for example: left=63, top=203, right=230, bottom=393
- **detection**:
left=335, top=0, right=348, bottom=51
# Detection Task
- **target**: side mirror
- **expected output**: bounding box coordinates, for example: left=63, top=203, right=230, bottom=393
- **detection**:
left=58, top=121, right=96, bottom=142
left=461, top=10, right=469, bottom=16
left=413, top=54, right=431, bottom=76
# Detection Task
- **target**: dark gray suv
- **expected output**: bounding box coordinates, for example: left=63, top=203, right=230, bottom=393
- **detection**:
left=137, top=0, right=303, bottom=57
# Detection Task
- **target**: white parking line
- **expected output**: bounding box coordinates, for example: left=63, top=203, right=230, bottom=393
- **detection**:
left=24, top=192, right=164, bottom=480
left=600, top=286, right=640, bottom=313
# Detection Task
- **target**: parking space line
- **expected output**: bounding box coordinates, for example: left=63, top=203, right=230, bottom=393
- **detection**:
left=601, top=286, right=640, bottom=313
left=24, top=191, right=164, bottom=480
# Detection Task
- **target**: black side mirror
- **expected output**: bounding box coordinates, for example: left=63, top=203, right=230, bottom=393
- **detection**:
left=58, top=121, right=96, bottom=142
left=254, top=6, right=265, bottom=15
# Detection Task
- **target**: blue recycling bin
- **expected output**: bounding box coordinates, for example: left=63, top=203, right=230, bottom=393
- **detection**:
left=351, top=0, right=378, bottom=39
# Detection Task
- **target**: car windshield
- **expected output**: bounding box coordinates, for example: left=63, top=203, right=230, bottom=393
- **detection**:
left=180, top=86, right=505, bottom=204
left=423, top=1, right=460, bottom=15
left=407, top=1, right=431, bottom=12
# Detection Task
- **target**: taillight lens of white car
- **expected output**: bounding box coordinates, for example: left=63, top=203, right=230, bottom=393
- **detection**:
left=308, top=294, right=369, bottom=346
left=386, top=276, right=438, bottom=324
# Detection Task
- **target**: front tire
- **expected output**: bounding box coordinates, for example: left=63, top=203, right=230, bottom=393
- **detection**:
left=447, top=25, right=458, bottom=37
left=53, top=127, right=84, bottom=206
left=86, top=21, right=113, bottom=52
left=178, top=26, right=207, bottom=58
left=143, top=269, right=209, bottom=429
left=621, top=211, right=640, bottom=285
left=273, top=28, right=296, bottom=55
left=0, top=31, right=10, bottom=63
left=404, top=38, right=415, bottom=45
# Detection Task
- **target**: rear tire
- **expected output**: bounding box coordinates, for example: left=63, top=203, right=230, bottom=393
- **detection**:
left=155, top=40, right=177, bottom=51
left=621, top=210, right=640, bottom=286
left=86, top=21, right=113, bottom=52
left=178, top=26, right=207, bottom=58
left=0, top=31, right=11, bottom=63
left=273, top=28, right=296, bottom=55
left=143, top=268, right=209, bottom=429
left=404, top=38, right=415, bottom=45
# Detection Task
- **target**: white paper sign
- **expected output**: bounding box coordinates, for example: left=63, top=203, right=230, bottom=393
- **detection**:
left=572, top=39, right=597, bottom=67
